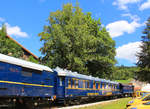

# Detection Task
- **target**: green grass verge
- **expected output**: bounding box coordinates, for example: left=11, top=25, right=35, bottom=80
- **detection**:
left=79, top=98, right=132, bottom=109
left=115, top=78, right=132, bottom=84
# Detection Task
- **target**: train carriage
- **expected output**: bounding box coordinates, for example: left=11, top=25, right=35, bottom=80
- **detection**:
left=120, top=84, right=134, bottom=97
left=54, top=67, right=122, bottom=104
left=0, top=53, right=56, bottom=107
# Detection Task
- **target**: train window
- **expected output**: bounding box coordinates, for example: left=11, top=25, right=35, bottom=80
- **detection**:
left=93, top=81, right=96, bottom=89
left=106, top=84, right=108, bottom=89
left=87, top=81, right=90, bottom=88
left=75, top=79, right=78, bottom=88
left=98, top=83, right=100, bottom=89
left=114, top=85, right=116, bottom=89
left=9, top=67, right=19, bottom=73
left=68, top=78, right=71, bottom=88
left=59, top=77, right=63, bottom=86
left=72, top=79, right=75, bottom=88
left=22, top=68, right=32, bottom=77
left=21, top=67, right=41, bottom=77
left=83, top=80, right=85, bottom=88
left=109, top=84, right=111, bottom=90
left=115, top=85, right=117, bottom=90
left=102, top=83, right=105, bottom=89
left=116, top=85, right=118, bottom=89
left=112, top=85, right=114, bottom=90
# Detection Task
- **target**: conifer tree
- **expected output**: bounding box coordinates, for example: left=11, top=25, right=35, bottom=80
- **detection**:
left=137, top=17, right=150, bottom=82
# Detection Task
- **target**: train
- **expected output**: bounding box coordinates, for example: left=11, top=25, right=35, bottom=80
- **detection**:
left=0, top=53, right=134, bottom=108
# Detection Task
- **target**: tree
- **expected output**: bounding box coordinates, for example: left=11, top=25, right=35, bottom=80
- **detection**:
left=0, top=24, right=24, bottom=58
left=111, top=66, right=138, bottom=80
left=39, top=3, right=116, bottom=77
left=137, top=17, right=150, bottom=82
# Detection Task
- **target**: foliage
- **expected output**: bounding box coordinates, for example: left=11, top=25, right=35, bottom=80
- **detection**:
left=39, top=3, right=116, bottom=77
left=0, top=24, right=24, bottom=58
left=28, top=56, right=39, bottom=63
left=137, top=17, right=150, bottom=82
left=112, top=66, right=138, bottom=80
left=115, top=78, right=132, bottom=84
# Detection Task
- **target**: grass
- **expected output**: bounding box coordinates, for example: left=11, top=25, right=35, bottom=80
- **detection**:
left=78, top=98, right=132, bottom=109
left=115, top=78, right=133, bottom=84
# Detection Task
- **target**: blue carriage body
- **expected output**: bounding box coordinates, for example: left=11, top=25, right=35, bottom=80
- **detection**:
left=122, top=84, right=134, bottom=94
left=54, top=67, right=121, bottom=100
left=0, top=53, right=56, bottom=99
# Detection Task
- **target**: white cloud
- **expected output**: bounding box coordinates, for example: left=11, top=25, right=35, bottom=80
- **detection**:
left=116, top=41, right=142, bottom=62
left=113, top=0, right=141, bottom=10
left=0, top=17, right=5, bottom=22
left=139, top=0, right=150, bottom=10
left=106, top=14, right=142, bottom=38
left=106, top=20, right=141, bottom=38
left=4, top=23, right=28, bottom=38
left=122, top=13, right=140, bottom=21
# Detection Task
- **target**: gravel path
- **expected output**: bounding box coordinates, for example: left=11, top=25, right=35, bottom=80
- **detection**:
left=57, top=98, right=121, bottom=109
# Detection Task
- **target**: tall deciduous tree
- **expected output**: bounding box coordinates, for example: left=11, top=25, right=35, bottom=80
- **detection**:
left=137, top=17, right=150, bottom=82
left=39, top=3, right=116, bottom=77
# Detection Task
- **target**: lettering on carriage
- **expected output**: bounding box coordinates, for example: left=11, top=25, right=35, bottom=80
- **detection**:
left=9, top=68, right=19, bottom=72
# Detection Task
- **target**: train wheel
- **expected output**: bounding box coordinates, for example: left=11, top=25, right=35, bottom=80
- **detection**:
left=15, top=99, right=29, bottom=109
left=64, top=100, right=69, bottom=106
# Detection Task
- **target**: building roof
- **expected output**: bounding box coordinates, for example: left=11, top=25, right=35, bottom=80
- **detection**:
left=6, top=35, right=38, bottom=60
left=0, top=53, right=52, bottom=72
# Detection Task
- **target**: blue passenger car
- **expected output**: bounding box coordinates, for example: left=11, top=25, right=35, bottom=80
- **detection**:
left=54, top=67, right=121, bottom=104
left=0, top=53, right=56, bottom=107
left=121, top=84, right=134, bottom=97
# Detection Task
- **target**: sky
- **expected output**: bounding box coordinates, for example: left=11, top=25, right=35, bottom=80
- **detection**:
left=0, top=0, right=150, bottom=66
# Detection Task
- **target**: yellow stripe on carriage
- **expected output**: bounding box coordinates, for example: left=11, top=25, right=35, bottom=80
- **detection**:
left=66, top=87, right=120, bottom=91
left=0, top=80, right=53, bottom=88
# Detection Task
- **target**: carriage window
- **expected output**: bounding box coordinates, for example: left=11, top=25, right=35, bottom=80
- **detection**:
left=22, top=68, right=32, bottom=77
left=59, top=77, right=63, bottom=86
left=112, top=85, right=114, bottom=90
left=83, top=80, right=85, bottom=88
left=106, top=84, right=108, bottom=89
left=21, top=67, right=41, bottom=77
left=72, top=79, right=75, bottom=88
left=113, top=85, right=115, bottom=90
left=110, top=84, right=112, bottom=90
left=93, top=81, right=96, bottom=89
left=102, top=83, right=105, bottom=89
left=75, top=79, right=78, bottom=88
left=68, top=78, right=71, bottom=88
left=116, top=85, right=118, bottom=89
left=87, top=81, right=90, bottom=88
left=9, top=67, right=19, bottom=73
left=98, top=83, right=100, bottom=89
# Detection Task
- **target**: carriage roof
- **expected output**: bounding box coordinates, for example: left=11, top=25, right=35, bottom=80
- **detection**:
left=0, top=53, right=53, bottom=72
left=54, top=67, right=118, bottom=84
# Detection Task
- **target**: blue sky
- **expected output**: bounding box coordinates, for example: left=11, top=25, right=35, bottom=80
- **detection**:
left=0, top=0, right=150, bottom=66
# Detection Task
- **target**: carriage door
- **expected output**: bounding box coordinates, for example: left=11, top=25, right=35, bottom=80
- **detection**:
left=57, top=76, right=65, bottom=98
